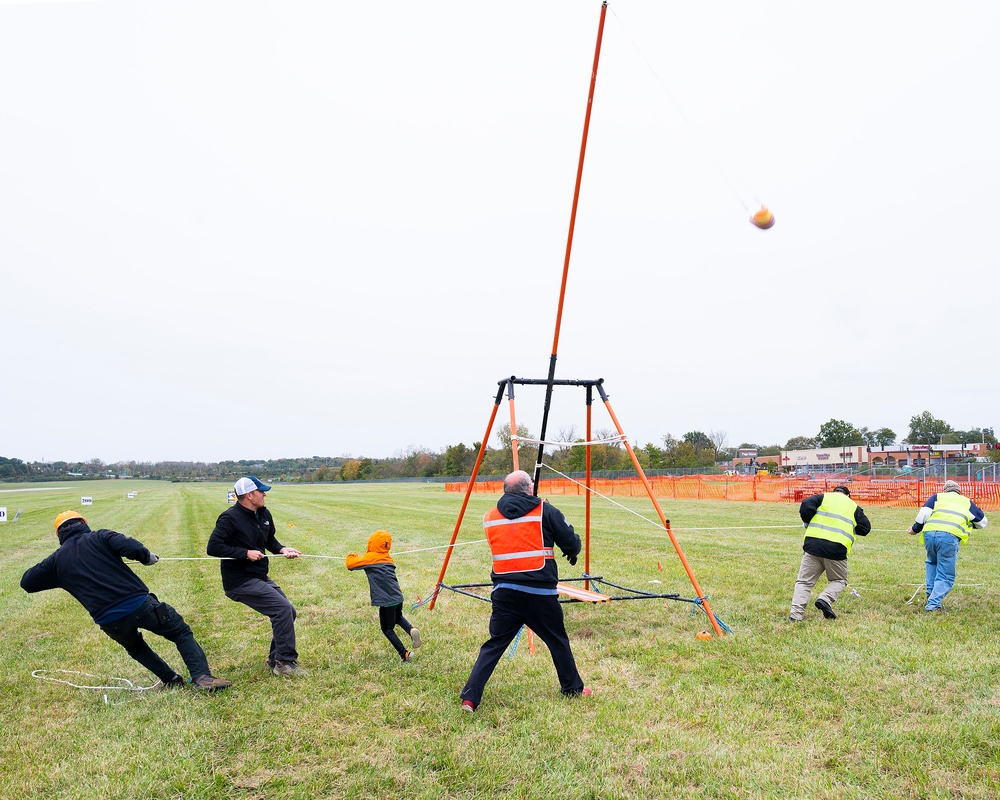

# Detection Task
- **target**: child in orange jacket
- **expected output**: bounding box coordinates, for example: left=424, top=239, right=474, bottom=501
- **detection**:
left=346, top=530, right=422, bottom=661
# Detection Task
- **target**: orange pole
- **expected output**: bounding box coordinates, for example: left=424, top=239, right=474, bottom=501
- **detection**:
left=507, top=380, right=520, bottom=472
left=533, top=0, right=609, bottom=491
left=429, top=386, right=504, bottom=610
left=600, top=393, right=725, bottom=637
left=550, top=0, right=608, bottom=356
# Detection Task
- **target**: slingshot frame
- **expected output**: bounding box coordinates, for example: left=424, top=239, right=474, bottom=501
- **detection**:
left=428, top=375, right=726, bottom=637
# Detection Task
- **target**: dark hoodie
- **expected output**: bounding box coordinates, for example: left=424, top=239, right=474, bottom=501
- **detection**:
left=20, top=519, right=154, bottom=623
left=489, top=493, right=581, bottom=589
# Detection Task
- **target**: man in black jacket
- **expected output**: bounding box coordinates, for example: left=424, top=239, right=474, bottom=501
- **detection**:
left=21, top=511, right=231, bottom=691
left=207, top=476, right=303, bottom=676
left=459, top=470, right=591, bottom=713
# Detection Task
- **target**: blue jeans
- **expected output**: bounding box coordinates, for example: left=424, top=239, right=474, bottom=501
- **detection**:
left=924, top=530, right=960, bottom=610
left=100, top=595, right=210, bottom=681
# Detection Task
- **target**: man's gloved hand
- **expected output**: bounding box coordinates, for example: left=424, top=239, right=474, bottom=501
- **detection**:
left=565, top=553, right=578, bottom=566
left=145, top=553, right=159, bottom=565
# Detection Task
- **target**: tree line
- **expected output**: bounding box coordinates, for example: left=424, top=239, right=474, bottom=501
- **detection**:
left=3, top=411, right=996, bottom=485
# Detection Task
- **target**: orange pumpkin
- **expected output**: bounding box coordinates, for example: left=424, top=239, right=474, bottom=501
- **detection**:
left=751, top=206, right=775, bottom=230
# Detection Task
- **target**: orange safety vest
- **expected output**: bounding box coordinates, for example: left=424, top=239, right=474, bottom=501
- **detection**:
left=483, top=503, right=554, bottom=574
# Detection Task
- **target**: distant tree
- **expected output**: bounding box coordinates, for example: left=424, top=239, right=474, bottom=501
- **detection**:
left=906, top=411, right=953, bottom=445
left=759, top=444, right=782, bottom=457
left=872, top=427, right=897, bottom=447
left=816, top=419, right=864, bottom=448
left=683, top=431, right=713, bottom=450
left=708, top=430, right=729, bottom=456
left=784, top=436, right=817, bottom=451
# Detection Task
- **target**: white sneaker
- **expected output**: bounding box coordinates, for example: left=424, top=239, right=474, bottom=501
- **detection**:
left=410, top=627, right=422, bottom=649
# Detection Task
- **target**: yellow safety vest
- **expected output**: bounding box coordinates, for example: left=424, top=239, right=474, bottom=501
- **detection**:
left=805, top=492, right=858, bottom=554
left=925, top=491, right=974, bottom=543
left=483, top=503, right=554, bottom=573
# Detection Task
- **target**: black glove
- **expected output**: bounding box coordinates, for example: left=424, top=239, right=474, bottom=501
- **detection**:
left=144, top=553, right=159, bottom=565
left=565, top=553, right=578, bottom=566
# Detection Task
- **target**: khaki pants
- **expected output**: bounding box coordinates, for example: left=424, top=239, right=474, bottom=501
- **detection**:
left=790, top=553, right=849, bottom=620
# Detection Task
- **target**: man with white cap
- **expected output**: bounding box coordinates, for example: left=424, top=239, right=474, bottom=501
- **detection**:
left=908, top=479, right=988, bottom=612
left=208, top=476, right=304, bottom=675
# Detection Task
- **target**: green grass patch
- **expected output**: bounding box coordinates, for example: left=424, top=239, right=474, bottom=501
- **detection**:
left=2, top=480, right=999, bottom=799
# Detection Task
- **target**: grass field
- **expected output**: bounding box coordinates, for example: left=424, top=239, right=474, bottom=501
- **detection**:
left=2, top=479, right=999, bottom=799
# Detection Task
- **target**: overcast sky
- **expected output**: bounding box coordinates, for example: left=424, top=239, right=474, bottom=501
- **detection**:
left=2, top=0, right=997, bottom=464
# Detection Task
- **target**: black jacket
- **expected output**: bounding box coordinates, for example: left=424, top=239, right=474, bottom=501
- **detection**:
left=799, top=492, right=872, bottom=560
left=207, top=502, right=285, bottom=591
left=489, top=492, right=581, bottom=589
left=20, top=519, right=154, bottom=622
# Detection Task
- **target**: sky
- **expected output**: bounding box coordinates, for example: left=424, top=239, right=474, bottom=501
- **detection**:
left=2, top=0, right=998, bottom=464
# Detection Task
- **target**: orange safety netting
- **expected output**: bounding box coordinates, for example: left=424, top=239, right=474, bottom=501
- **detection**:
left=445, top=475, right=1000, bottom=511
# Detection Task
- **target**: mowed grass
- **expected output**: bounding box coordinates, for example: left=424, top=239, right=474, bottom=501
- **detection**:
left=2, top=480, right=1000, bottom=799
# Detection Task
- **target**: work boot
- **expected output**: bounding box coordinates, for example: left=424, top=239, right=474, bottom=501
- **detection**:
left=192, top=674, right=233, bottom=691
left=272, top=661, right=307, bottom=677
left=815, top=599, right=836, bottom=619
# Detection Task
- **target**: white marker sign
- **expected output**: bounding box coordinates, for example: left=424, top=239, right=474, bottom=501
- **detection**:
left=0, top=507, right=6, bottom=523
left=81, top=496, right=93, bottom=506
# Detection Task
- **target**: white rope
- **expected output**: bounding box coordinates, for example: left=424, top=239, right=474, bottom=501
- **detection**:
left=537, top=462, right=822, bottom=534
left=538, top=462, right=667, bottom=529
left=513, top=434, right=627, bottom=448
left=32, top=669, right=160, bottom=692
left=132, top=538, right=490, bottom=564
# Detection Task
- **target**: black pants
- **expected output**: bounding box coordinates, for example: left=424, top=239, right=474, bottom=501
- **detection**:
left=379, top=603, right=413, bottom=660
left=100, top=595, right=210, bottom=682
left=460, top=587, right=584, bottom=707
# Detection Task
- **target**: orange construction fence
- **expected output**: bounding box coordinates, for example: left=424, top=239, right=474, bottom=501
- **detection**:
left=445, top=474, right=1000, bottom=511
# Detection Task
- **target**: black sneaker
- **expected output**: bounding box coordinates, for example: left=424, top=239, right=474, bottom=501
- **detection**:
left=159, top=673, right=186, bottom=689
left=815, top=599, right=836, bottom=619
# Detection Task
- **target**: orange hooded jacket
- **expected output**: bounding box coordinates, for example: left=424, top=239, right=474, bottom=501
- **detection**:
left=346, top=530, right=403, bottom=607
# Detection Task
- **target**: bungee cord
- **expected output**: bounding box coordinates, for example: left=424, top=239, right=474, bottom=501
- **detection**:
left=608, top=5, right=766, bottom=217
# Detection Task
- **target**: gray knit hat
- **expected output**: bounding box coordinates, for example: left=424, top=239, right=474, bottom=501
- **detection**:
left=942, top=479, right=961, bottom=493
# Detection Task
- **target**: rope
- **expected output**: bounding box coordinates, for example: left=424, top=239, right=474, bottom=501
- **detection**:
left=136, top=539, right=490, bottom=564
left=507, top=625, right=525, bottom=659
left=513, top=434, right=626, bottom=448
left=538, top=462, right=805, bottom=534
left=32, top=669, right=161, bottom=692
left=608, top=5, right=756, bottom=213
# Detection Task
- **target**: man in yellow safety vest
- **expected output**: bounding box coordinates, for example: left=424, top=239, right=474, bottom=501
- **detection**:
left=908, top=479, right=988, bottom=611
left=789, top=485, right=871, bottom=622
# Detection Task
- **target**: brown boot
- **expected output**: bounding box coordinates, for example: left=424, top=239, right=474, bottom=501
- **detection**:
left=192, top=674, right=233, bottom=691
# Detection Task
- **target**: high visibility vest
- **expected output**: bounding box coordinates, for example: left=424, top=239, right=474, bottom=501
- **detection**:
left=483, top=503, right=554, bottom=574
left=805, top=492, right=858, bottom=554
left=925, top=491, right=974, bottom=543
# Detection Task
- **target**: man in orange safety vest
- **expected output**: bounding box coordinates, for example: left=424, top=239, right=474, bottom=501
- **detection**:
left=459, top=470, right=591, bottom=713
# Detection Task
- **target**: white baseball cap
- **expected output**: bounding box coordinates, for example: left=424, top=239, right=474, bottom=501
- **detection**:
left=234, top=476, right=271, bottom=496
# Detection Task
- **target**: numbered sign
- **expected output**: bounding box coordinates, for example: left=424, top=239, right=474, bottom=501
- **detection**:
left=127, top=492, right=137, bottom=499
left=0, top=507, right=6, bottom=523
left=81, top=496, right=93, bottom=506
